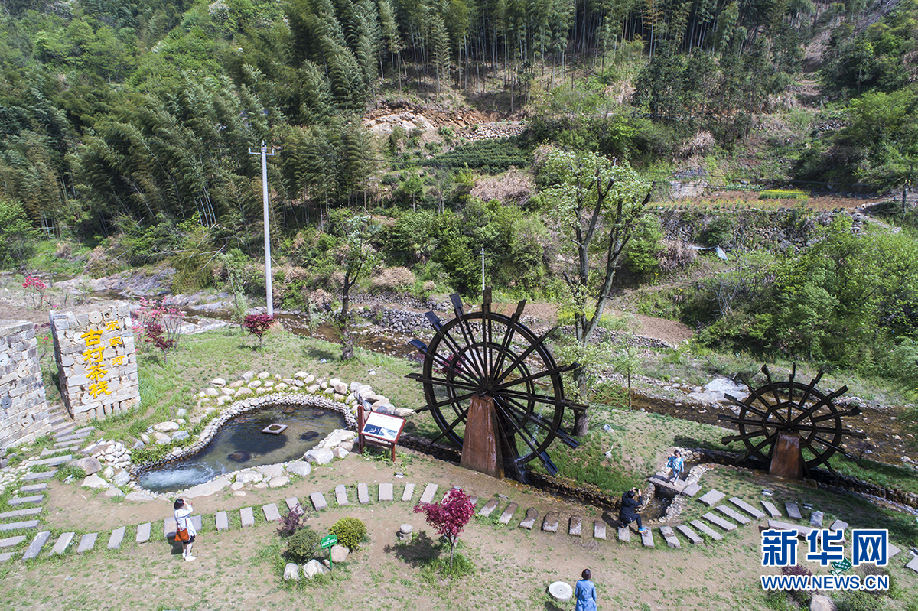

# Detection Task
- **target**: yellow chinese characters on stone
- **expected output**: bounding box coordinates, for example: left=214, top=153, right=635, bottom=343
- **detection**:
left=87, top=380, right=112, bottom=398
left=109, top=336, right=123, bottom=347
left=105, top=321, right=120, bottom=332
left=80, top=329, right=103, bottom=347
left=112, top=355, right=124, bottom=366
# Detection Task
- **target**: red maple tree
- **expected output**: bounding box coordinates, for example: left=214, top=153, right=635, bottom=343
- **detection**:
left=414, top=487, right=475, bottom=566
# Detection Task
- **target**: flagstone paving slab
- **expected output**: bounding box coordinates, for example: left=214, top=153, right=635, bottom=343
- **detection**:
left=690, top=520, right=723, bottom=541
left=676, top=524, right=703, bottom=544
left=0, top=521, right=39, bottom=533
left=698, top=489, right=725, bottom=506
left=478, top=499, right=498, bottom=517
left=51, top=532, right=75, bottom=555
left=681, top=483, right=702, bottom=497
left=0, top=552, right=14, bottom=562
left=829, top=519, right=848, bottom=532
left=0, top=507, right=42, bottom=520
left=357, top=483, right=370, bottom=504
left=285, top=498, right=300, bottom=512
left=640, top=528, right=655, bottom=547
left=240, top=507, right=255, bottom=527
left=0, top=535, right=27, bottom=549
left=703, top=512, right=737, bottom=531
left=785, top=502, right=802, bottom=519
left=22, top=531, right=51, bottom=559
left=593, top=521, right=606, bottom=540
left=379, top=483, right=393, bottom=502
left=716, top=505, right=751, bottom=525
left=762, top=501, right=782, bottom=519
left=135, top=523, right=151, bottom=543
left=660, top=526, right=680, bottom=548
left=77, top=533, right=98, bottom=554
left=810, top=511, right=824, bottom=527
left=519, top=508, right=538, bottom=530
left=401, top=483, right=416, bottom=502
left=19, top=483, right=47, bottom=493
left=215, top=512, right=229, bottom=531
left=8, top=496, right=44, bottom=506
left=20, top=471, right=55, bottom=482
left=729, top=497, right=765, bottom=519
left=420, top=483, right=438, bottom=504
left=335, top=485, right=349, bottom=505
left=569, top=515, right=582, bottom=536
left=263, top=503, right=281, bottom=522
left=107, top=526, right=125, bottom=550
left=499, top=503, right=518, bottom=525
left=310, top=492, right=328, bottom=511
left=767, top=519, right=813, bottom=538
left=542, top=512, right=559, bottom=533
left=617, top=527, right=631, bottom=542
left=906, top=555, right=918, bottom=573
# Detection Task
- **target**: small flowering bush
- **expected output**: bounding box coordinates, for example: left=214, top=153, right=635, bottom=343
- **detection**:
left=132, top=298, right=185, bottom=364
left=243, top=314, right=274, bottom=350
left=414, top=487, right=475, bottom=567
left=23, top=275, right=47, bottom=309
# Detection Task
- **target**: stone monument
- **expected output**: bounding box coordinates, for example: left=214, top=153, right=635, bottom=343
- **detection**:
left=0, top=320, right=52, bottom=448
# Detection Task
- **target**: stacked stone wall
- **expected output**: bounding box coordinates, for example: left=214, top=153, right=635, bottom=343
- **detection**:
left=50, top=302, right=140, bottom=423
left=0, top=320, right=51, bottom=448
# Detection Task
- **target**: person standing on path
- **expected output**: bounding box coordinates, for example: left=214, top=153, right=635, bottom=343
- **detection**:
left=174, top=498, right=197, bottom=561
left=574, top=568, right=597, bottom=611
left=667, top=449, right=684, bottom=482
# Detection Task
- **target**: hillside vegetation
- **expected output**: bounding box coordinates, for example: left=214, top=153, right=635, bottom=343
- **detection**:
left=3, top=0, right=918, bottom=395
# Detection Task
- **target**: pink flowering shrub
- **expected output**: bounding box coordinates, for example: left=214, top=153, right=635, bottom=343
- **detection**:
left=23, top=275, right=47, bottom=309
left=132, top=298, right=185, bottom=363
left=414, top=487, right=475, bottom=566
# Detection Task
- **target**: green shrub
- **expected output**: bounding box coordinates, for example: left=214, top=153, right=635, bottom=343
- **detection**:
left=55, top=465, right=86, bottom=482
left=286, top=527, right=321, bottom=562
left=329, top=517, right=367, bottom=550
left=759, top=189, right=808, bottom=200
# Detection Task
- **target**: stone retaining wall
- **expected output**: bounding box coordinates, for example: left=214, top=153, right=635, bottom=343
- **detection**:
left=0, top=320, right=51, bottom=449
left=50, top=302, right=140, bottom=423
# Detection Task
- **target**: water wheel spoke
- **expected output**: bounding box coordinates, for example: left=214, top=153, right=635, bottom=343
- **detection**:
left=749, top=431, right=779, bottom=455
left=498, top=393, right=579, bottom=447
left=427, top=408, right=470, bottom=446
left=493, top=329, right=554, bottom=386
left=450, top=295, right=488, bottom=380
left=789, top=386, right=846, bottom=427
left=427, top=389, right=480, bottom=410
left=494, top=363, right=574, bottom=393
left=418, top=374, right=483, bottom=395
left=722, top=427, right=772, bottom=444
left=493, top=397, right=546, bottom=459
left=792, top=423, right=850, bottom=436
left=490, top=302, right=526, bottom=381
left=429, top=331, right=488, bottom=388
left=497, top=386, right=575, bottom=409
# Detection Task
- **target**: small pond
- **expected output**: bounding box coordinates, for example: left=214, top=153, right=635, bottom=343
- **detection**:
left=137, top=404, right=346, bottom=493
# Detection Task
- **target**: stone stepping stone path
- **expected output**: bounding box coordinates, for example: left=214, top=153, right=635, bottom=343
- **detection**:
left=676, top=524, right=703, bottom=544
left=0, top=508, right=42, bottom=520
left=698, top=489, right=725, bottom=507
left=715, top=505, right=751, bottom=525
left=829, top=519, right=847, bottom=532
left=335, top=485, right=350, bottom=506
left=401, top=483, right=416, bottom=502
left=0, top=521, right=39, bottom=533
left=681, top=483, right=702, bottom=497
left=767, top=519, right=813, bottom=538
left=51, top=532, right=75, bottom=555
left=593, top=521, right=606, bottom=540
left=617, top=527, right=631, bottom=542
left=519, top=508, right=538, bottom=530
left=419, top=484, right=438, bottom=504
left=785, top=502, right=802, bottom=519
left=690, top=519, right=723, bottom=541
left=310, top=492, right=328, bottom=511
left=19, top=483, right=48, bottom=493
left=810, top=511, right=823, bottom=527
left=9, top=495, right=44, bottom=506
left=660, top=526, right=680, bottom=549
left=285, top=498, right=300, bottom=512
left=499, top=503, right=518, bottom=525
left=729, top=498, right=765, bottom=519
left=240, top=507, right=255, bottom=527
left=357, top=483, right=370, bottom=504
left=702, top=512, right=737, bottom=532
left=541, top=512, right=559, bottom=533
left=108, top=527, right=125, bottom=550
left=77, top=533, right=98, bottom=554
left=568, top=515, right=582, bottom=537
left=20, top=471, right=56, bottom=482
left=263, top=503, right=281, bottom=523
left=640, top=528, right=654, bottom=547
left=136, top=523, right=151, bottom=543
left=164, top=515, right=203, bottom=538
left=22, top=531, right=51, bottom=560
left=0, top=535, right=27, bottom=549
left=31, top=455, right=72, bottom=467
left=907, top=555, right=918, bottom=573
left=478, top=499, right=498, bottom=517
left=761, top=501, right=782, bottom=519
left=215, top=512, right=229, bottom=531
left=379, top=483, right=393, bottom=502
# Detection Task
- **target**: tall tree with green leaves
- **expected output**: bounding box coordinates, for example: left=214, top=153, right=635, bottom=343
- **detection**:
left=536, top=146, right=652, bottom=435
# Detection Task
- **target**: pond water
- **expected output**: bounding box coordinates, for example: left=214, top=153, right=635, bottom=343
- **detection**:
left=137, top=404, right=346, bottom=493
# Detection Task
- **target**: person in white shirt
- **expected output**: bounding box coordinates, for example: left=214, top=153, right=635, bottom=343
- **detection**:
left=173, top=498, right=198, bottom=561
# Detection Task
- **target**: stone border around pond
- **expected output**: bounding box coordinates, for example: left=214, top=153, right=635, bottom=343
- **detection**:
left=132, top=393, right=357, bottom=482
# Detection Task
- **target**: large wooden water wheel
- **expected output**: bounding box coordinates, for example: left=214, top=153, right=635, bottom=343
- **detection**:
left=407, top=289, right=586, bottom=479
left=718, top=364, right=866, bottom=470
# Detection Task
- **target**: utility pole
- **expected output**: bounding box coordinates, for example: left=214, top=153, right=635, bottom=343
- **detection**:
left=249, top=141, right=278, bottom=317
